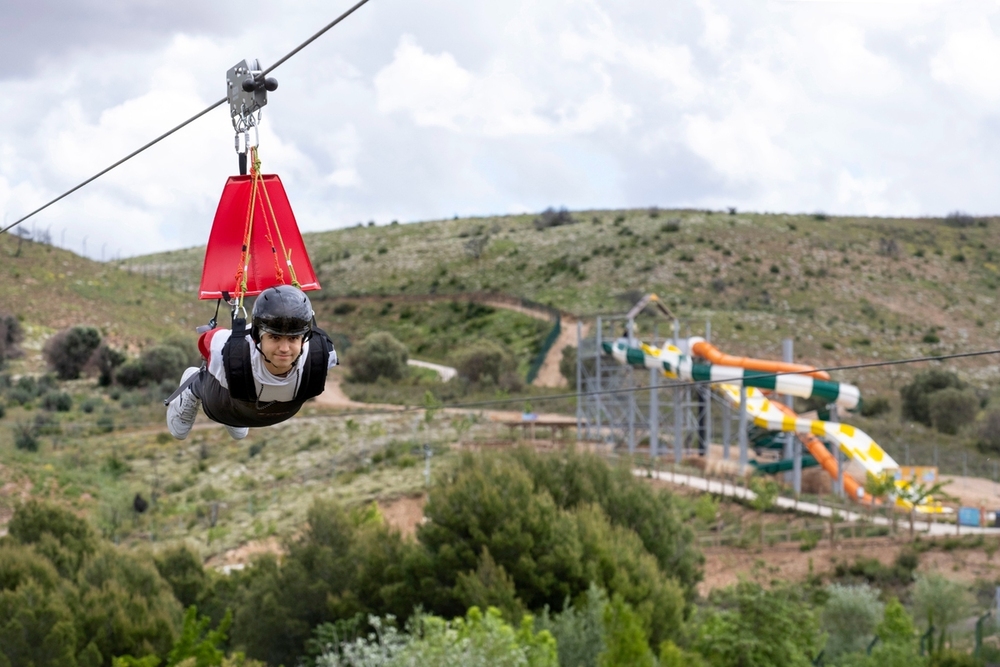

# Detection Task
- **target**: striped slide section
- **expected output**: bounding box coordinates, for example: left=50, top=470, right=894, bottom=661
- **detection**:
left=714, top=384, right=898, bottom=477
left=603, top=339, right=861, bottom=410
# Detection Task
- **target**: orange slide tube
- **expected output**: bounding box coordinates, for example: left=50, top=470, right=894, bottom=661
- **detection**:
left=770, top=400, right=870, bottom=503
left=691, top=340, right=831, bottom=381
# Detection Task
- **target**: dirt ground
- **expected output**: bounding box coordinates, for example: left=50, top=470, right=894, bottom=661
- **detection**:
left=205, top=536, right=283, bottom=573
left=701, top=535, right=1000, bottom=595
left=938, top=475, right=1000, bottom=508
left=311, top=368, right=402, bottom=411
left=379, top=495, right=427, bottom=539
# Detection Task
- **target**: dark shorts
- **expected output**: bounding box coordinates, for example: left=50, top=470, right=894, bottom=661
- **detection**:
left=191, top=371, right=306, bottom=428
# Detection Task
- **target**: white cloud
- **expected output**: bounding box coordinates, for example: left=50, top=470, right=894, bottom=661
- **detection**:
left=930, top=24, right=1000, bottom=103
left=696, top=0, right=731, bottom=54
left=3, top=0, right=1000, bottom=260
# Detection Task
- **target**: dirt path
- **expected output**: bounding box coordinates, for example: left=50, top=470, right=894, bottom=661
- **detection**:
left=311, top=368, right=403, bottom=411
left=532, top=315, right=588, bottom=389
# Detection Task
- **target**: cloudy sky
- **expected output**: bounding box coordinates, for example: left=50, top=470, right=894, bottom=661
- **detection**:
left=0, top=0, right=998, bottom=259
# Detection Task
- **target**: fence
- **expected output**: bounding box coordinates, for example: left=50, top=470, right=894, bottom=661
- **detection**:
left=526, top=315, right=561, bottom=385
left=696, top=520, right=894, bottom=548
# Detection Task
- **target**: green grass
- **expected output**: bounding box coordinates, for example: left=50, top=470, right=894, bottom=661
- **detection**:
left=0, top=234, right=212, bottom=374
left=0, top=387, right=481, bottom=558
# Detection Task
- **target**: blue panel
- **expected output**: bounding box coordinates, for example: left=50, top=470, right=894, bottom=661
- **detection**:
left=958, top=507, right=981, bottom=527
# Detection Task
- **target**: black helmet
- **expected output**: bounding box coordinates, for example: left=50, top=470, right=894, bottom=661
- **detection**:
left=251, top=285, right=313, bottom=342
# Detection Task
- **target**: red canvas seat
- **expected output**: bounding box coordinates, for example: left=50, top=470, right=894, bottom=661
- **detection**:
left=199, top=172, right=320, bottom=300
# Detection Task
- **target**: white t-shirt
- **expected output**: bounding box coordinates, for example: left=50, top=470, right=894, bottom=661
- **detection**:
left=205, top=329, right=338, bottom=403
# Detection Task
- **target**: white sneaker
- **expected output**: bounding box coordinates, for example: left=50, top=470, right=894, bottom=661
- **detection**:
left=225, top=425, right=249, bottom=440
left=167, top=367, right=201, bottom=440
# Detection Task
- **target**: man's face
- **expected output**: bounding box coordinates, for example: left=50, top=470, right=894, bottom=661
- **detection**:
left=260, top=332, right=304, bottom=374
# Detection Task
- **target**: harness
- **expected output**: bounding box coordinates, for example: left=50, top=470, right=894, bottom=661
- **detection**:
left=223, top=317, right=332, bottom=402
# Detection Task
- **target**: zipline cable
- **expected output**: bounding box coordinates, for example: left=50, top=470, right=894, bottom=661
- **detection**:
left=318, top=346, right=1000, bottom=419
left=0, top=0, right=374, bottom=238
left=0, top=100, right=226, bottom=237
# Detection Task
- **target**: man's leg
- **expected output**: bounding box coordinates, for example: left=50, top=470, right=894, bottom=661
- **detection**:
left=167, top=367, right=202, bottom=439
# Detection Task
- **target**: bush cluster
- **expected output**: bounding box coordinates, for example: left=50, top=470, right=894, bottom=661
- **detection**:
left=116, top=344, right=191, bottom=388
left=0, top=312, right=24, bottom=364
left=0, top=500, right=182, bottom=666
left=899, top=370, right=978, bottom=434
left=454, top=339, right=516, bottom=385
left=44, top=326, right=102, bottom=380
left=533, top=207, right=575, bottom=230
left=346, top=332, right=409, bottom=383
left=181, top=448, right=700, bottom=665
left=3, top=453, right=988, bottom=666
left=860, top=396, right=891, bottom=418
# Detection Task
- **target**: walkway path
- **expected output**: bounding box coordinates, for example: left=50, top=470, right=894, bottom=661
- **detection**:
left=407, top=359, right=457, bottom=382
left=640, top=469, right=1000, bottom=536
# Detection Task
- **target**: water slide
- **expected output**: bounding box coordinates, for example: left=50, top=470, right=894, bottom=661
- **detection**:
left=603, top=338, right=904, bottom=505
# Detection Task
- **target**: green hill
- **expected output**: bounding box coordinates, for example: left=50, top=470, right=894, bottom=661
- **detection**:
left=122, top=208, right=1000, bottom=378
left=0, top=233, right=213, bottom=372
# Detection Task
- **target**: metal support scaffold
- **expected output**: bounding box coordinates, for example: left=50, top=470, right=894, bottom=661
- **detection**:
left=576, top=310, right=740, bottom=460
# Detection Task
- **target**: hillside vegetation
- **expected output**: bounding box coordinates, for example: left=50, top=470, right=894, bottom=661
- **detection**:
left=122, top=208, right=1000, bottom=366
left=0, top=233, right=210, bottom=366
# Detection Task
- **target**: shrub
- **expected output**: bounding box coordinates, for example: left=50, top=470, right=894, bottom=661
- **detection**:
left=34, top=412, right=60, bottom=435
left=80, top=397, right=102, bottom=414
left=140, top=345, right=190, bottom=384
left=454, top=340, right=516, bottom=384
left=0, top=403, right=5, bottom=419
left=977, top=409, right=1000, bottom=454
left=8, top=389, right=33, bottom=406
left=912, top=573, right=970, bottom=640
left=154, top=545, right=210, bottom=611
left=821, top=583, right=884, bottom=659
left=115, top=360, right=146, bottom=388
left=41, top=390, right=72, bottom=412
left=346, top=332, right=408, bottom=383
left=697, top=582, right=821, bottom=667
left=3, top=501, right=182, bottom=664
left=928, top=388, right=978, bottom=435
left=944, top=211, right=976, bottom=227
left=661, top=221, right=681, bottom=233
left=313, top=609, right=558, bottom=667
left=509, top=447, right=703, bottom=602
left=44, top=326, right=102, bottom=379
left=229, top=501, right=419, bottom=665
left=89, top=343, right=126, bottom=386
left=420, top=451, right=689, bottom=645
left=860, top=396, right=891, bottom=418
left=533, top=207, right=575, bottom=230
left=559, top=346, right=577, bottom=386
left=536, top=584, right=607, bottom=667
left=0, top=312, right=24, bottom=362
left=333, top=302, right=357, bottom=315
left=117, top=345, right=189, bottom=388
left=13, top=421, right=38, bottom=451
left=900, top=369, right=964, bottom=426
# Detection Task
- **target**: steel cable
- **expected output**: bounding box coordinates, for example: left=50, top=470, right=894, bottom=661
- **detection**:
left=0, top=0, right=374, bottom=237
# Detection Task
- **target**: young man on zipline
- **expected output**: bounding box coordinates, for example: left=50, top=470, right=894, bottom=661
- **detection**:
left=166, top=284, right=337, bottom=440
